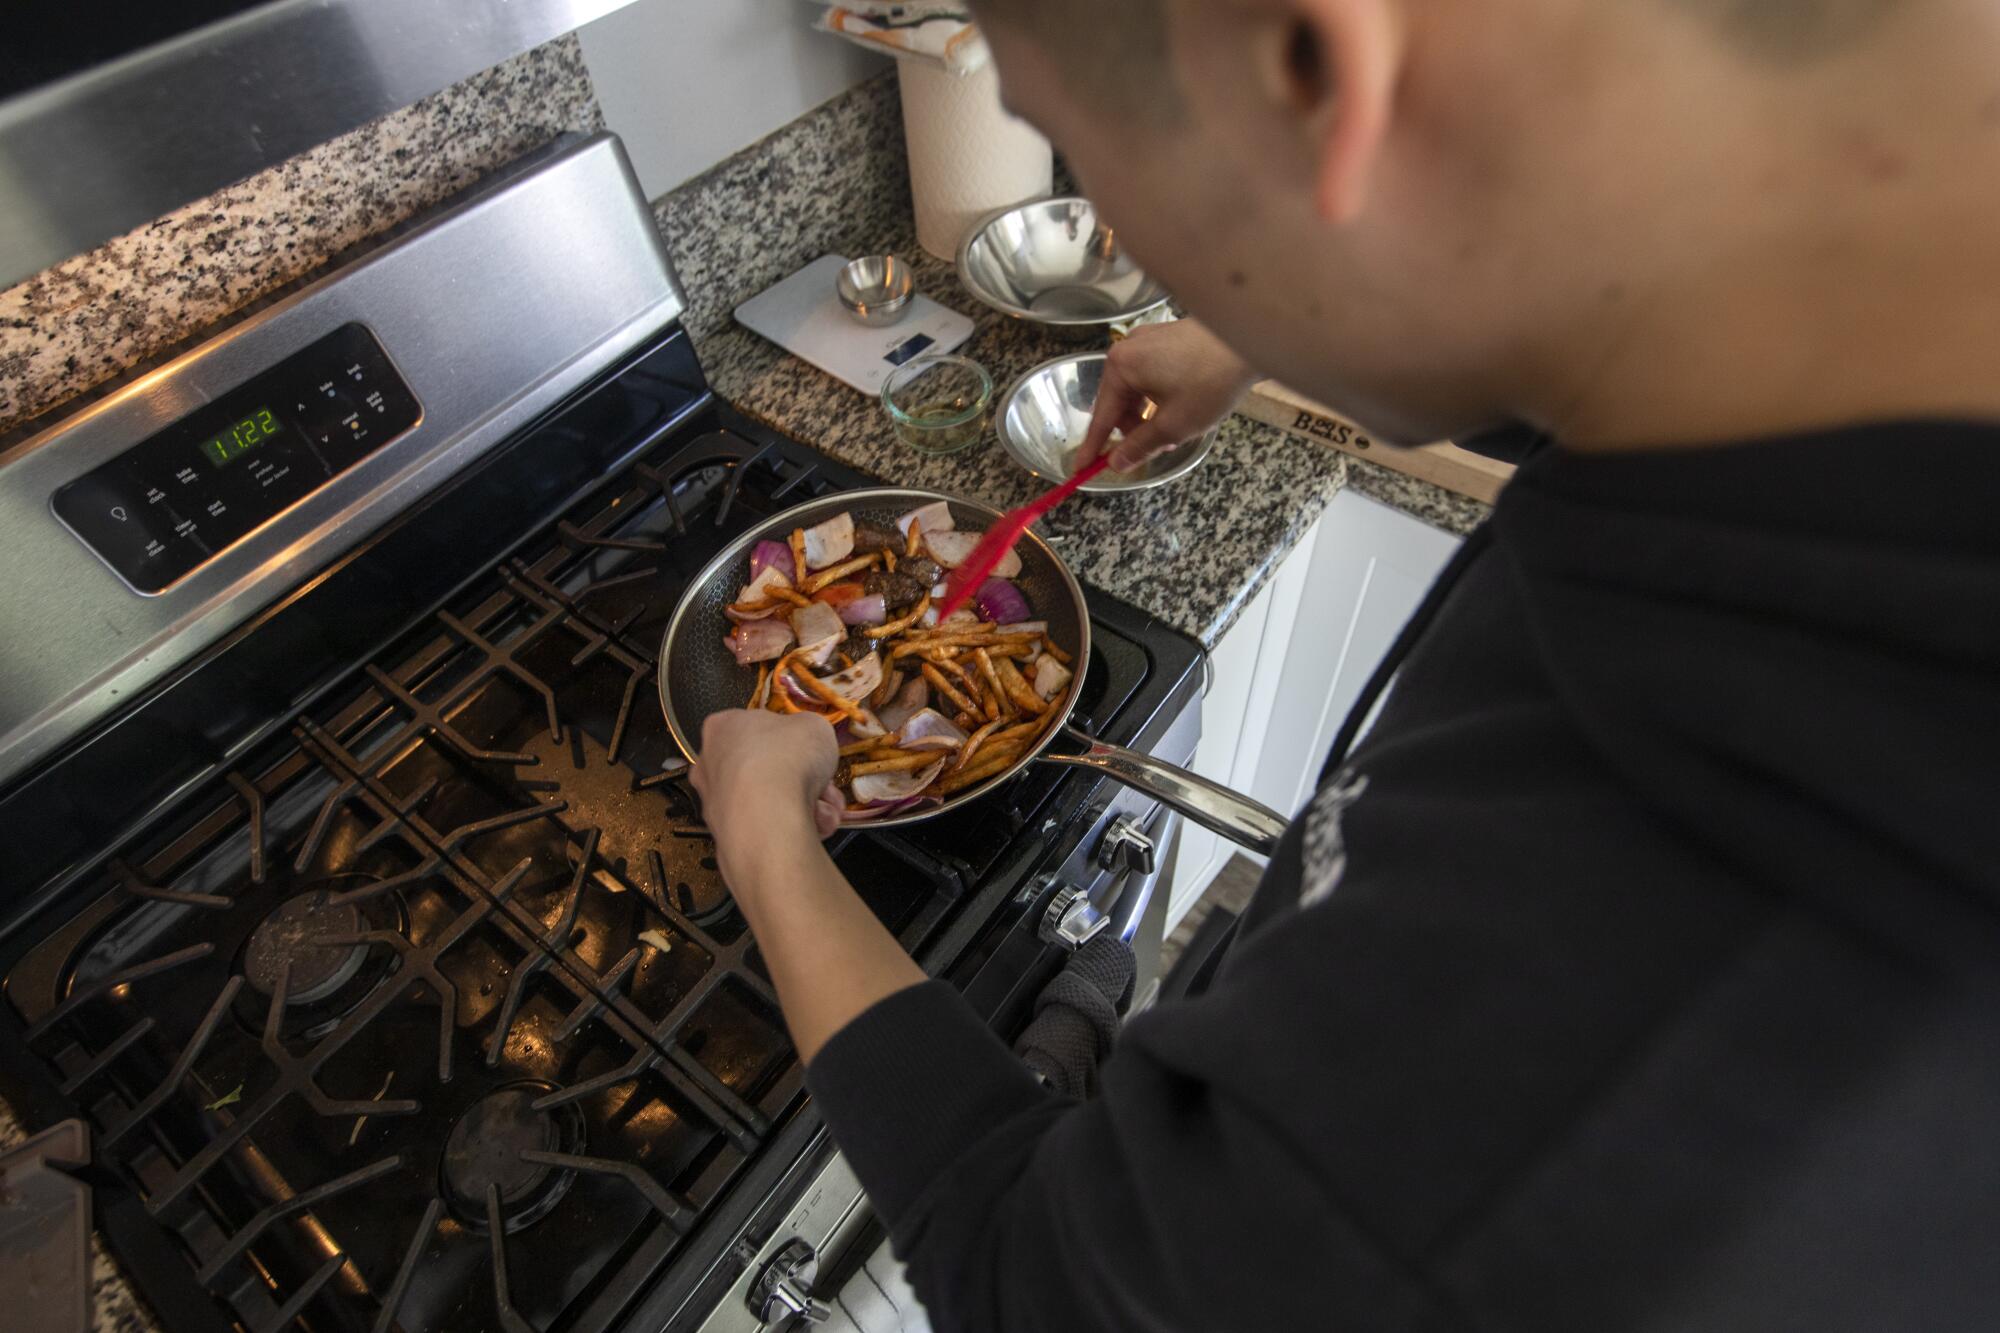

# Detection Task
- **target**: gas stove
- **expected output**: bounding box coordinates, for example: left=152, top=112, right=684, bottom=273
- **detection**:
left=0, top=134, right=1203, bottom=1331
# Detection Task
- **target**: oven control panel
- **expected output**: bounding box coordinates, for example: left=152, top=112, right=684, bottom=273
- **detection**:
left=51, top=323, right=421, bottom=594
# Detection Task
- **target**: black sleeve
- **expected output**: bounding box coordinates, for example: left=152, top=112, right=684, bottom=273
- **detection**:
left=807, top=690, right=1769, bottom=1331
left=806, top=977, right=1457, bottom=1332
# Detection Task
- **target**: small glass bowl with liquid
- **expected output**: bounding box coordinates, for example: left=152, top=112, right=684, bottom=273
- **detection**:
left=880, top=353, right=993, bottom=457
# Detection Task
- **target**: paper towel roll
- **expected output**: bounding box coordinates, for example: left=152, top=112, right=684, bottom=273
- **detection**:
left=899, top=59, right=1053, bottom=261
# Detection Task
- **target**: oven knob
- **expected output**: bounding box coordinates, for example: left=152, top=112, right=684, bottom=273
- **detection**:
left=1040, top=885, right=1109, bottom=949
left=1096, top=816, right=1157, bottom=876
left=748, top=1238, right=831, bottom=1325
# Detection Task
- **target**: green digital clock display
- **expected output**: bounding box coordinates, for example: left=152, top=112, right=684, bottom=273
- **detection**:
left=198, top=408, right=283, bottom=468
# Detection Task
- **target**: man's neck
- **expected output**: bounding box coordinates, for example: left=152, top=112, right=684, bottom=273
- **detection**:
left=1528, top=47, right=2000, bottom=452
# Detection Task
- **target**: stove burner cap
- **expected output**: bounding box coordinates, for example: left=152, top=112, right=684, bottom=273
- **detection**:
left=441, top=1084, right=584, bottom=1232
left=243, top=893, right=367, bottom=1004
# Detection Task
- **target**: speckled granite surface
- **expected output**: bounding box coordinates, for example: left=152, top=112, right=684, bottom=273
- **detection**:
left=1342, top=455, right=1493, bottom=536
left=654, top=73, right=911, bottom=343
left=0, top=1098, right=161, bottom=1333
left=0, top=36, right=603, bottom=439
left=659, top=74, right=1457, bottom=649
left=701, top=299, right=1347, bottom=651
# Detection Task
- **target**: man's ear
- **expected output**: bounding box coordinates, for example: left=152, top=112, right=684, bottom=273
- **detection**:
left=1269, top=0, right=1401, bottom=224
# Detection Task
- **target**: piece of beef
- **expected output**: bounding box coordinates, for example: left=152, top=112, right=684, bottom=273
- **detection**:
left=853, top=521, right=903, bottom=555
left=863, top=569, right=928, bottom=609
left=839, top=630, right=877, bottom=665
left=901, top=555, right=942, bottom=588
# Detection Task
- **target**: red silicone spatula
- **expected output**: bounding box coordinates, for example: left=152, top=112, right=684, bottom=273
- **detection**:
left=937, top=454, right=1113, bottom=621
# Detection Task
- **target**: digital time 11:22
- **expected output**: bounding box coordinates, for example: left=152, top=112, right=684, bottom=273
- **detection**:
left=200, top=409, right=283, bottom=468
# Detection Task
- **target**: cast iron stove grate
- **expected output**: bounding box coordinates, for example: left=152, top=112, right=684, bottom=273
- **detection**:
left=2, top=418, right=1155, bottom=1332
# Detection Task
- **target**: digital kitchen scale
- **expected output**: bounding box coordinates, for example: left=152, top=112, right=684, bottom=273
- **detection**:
left=734, top=253, right=974, bottom=395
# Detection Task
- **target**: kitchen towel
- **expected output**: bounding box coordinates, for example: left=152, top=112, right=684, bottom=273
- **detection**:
left=898, top=56, right=1052, bottom=260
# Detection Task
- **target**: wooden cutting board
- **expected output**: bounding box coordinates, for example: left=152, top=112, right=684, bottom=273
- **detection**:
left=1239, top=381, right=1514, bottom=504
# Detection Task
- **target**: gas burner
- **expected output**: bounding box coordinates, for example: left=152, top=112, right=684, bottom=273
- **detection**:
left=441, top=1082, right=586, bottom=1233
left=243, top=893, right=367, bottom=1003
left=232, top=875, right=405, bottom=1040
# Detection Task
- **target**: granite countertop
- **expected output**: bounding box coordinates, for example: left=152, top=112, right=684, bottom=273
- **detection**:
left=698, top=242, right=1351, bottom=653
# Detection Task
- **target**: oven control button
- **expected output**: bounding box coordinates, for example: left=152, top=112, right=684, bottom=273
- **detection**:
left=1096, top=816, right=1157, bottom=877
left=1041, top=885, right=1109, bottom=949
left=748, top=1237, right=830, bottom=1325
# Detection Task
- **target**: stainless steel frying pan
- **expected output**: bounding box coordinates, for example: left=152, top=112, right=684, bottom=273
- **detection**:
left=658, top=488, right=1289, bottom=854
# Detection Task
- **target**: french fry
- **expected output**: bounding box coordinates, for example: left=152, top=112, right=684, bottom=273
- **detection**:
left=868, top=593, right=931, bottom=640
left=789, top=529, right=807, bottom=586
left=954, top=718, right=1003, bottom=772
left=1041, top=638, right=1073, bottom=665
left=882, top=548, right=897, bottom=572
left=729, top=597, right=783, bottom=616
left=803, top=552, right=881, bottom=594
left=792, top=666, right=865, bottom=718
left=751, top=663, right=771, bottom=709
left=994, top=656, right=1047, bottom=715
left=906, top=516, right=922, bottom=557
left=891, top=631, right=1038, bottom=657
left=938, top=744, right=1028, bottom=794
left=973, top=649, right=1015, bottom=720
left=769, top=586, right=811, bottom=607
left=869, top=666, right=903, bottom=711
left=851, top=751, right=950, bottom=777
left=952, top=710, right=980, bottom=732
left=921, top=663, right=979, bottom=717
left=839, top=736, right=885, bottom=757
left=992, top=716, right=1053, bottom=748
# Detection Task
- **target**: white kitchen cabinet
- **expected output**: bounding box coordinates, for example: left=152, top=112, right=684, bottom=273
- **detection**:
left=1165, top=490, right=1463, bottom=929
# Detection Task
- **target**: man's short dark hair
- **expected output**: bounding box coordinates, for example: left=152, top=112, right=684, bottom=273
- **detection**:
left=969, top=0, right=1180, bottom=119
left=1671, top=0, right=1898, bottom=61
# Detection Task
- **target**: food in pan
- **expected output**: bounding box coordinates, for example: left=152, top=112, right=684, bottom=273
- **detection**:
left=720, top=501, right=1077, bottom=822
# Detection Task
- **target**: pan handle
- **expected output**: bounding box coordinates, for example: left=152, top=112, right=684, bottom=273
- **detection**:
left=1037, top=727, right=1290, bottom=856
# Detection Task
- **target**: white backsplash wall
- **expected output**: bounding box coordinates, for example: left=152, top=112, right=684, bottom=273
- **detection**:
left=578, top=0, right=888, bottom=199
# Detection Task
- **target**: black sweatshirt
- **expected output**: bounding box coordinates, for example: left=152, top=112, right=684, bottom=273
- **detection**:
left=807, top=422, right=2000, bottom=1332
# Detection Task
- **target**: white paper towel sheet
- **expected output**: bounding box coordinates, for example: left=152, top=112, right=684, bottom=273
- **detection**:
left=898, top=58, right=1052, bottom=260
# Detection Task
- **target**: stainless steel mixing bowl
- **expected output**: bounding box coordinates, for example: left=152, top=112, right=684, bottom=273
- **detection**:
left=835, top=255, right=915, bottom=327
left=997, top=352, right=1215, bottom=492
left=957, top=198, right=1170, bottom=334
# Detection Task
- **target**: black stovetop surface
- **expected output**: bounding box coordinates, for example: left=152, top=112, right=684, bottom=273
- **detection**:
left=0, top=327, right=1202, bottom=1332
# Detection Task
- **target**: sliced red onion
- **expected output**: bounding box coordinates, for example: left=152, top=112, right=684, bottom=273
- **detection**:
left=972, top=579, right=1031, bottom=626
left=726, top=617, right=795, bottom=665
left=750, top=539, right=793, bottom=582
left=877, top=677, right=930, bottom=734
left=781, top=671, right=816, bottom=705
left=919, top=606, right=940, bottom=628
left=789, top=601, right=845, bottom=667
left=726, top=564, right=794, bottom=621
left=990, top=547, right=1022, bottom=579
left=847, top=708, right=887, bottom=740
left=823, top=653, right=883, bottom=702
left=850, top=758, right=947, bottom=806
left=838, top=594, right=887, bottom=626
left=941, top=609, right=981, bottom=630
left=997, top=620, right=1048, bottom=638
left=921, top=529, right=981, bottom=568
left=803, top=512, right=855, bottom=570
left=897, top=500, right=953, bottom=538
left=897, top=709, right=968, bottom=750
left=841, top=793, right=937, bottom=823
left=1033, top=654, right=1074, bottom=701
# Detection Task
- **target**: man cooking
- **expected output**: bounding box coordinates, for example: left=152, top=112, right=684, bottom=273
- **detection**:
left=690, top=0, right=2000, bottom=1327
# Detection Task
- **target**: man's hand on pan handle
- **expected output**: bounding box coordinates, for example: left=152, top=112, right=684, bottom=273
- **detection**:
left=1079, top=319, right=1257, bottom=472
